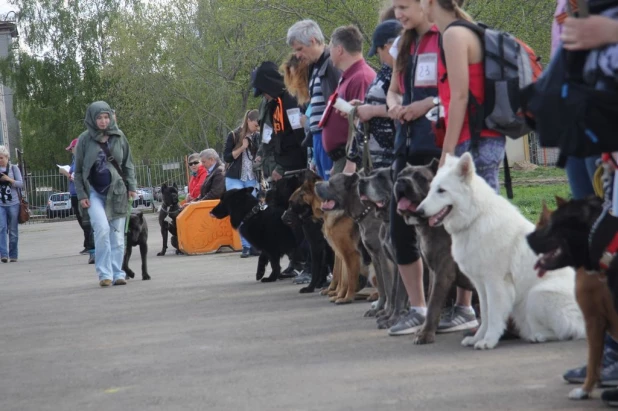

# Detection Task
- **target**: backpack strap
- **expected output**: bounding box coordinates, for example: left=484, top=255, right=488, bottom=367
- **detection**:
left=97, top=140, right=128, bottom=190
left=438, top=20, right=486, bottom=150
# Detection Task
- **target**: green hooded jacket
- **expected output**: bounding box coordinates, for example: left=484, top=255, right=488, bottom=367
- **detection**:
left=73, top=101, right=137, bottom=223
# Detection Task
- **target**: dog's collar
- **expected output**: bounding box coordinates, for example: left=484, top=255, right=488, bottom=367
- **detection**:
left=353, top=205, right=373, bottom=223
left=160, top=204, right=181, bottom=216
left=242, top=203, right=267, bottom=225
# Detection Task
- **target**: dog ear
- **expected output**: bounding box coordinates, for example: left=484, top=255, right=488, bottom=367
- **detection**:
left=345, top=173, right=360, bottom=188
left=161, top=183, right=167, bottom=191
left=173, top=182, right=178, bottom=189
left=456, top=152, right=475, bottom=182
left=137, top=210, right=144, bottom=222
left=243, top=187, right=255, bottom=196
left=538, top=200, right=552, bottom=226
left=555, top=196, right=568, bottom=207
left=428, top=158, right=439, bottom=174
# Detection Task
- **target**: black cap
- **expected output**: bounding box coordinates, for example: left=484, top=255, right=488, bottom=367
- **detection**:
left=252, top=61, right=285, bottom=98
left=368, top=19, right=403, bottom=58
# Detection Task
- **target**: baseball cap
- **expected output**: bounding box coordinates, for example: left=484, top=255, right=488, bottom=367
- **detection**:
left=368, top=19, right=403, bottom=58
left=65, top=138, right=78, bottom=151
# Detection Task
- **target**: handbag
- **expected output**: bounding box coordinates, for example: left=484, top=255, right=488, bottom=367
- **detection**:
left=17, top=188, right=30, bottom=224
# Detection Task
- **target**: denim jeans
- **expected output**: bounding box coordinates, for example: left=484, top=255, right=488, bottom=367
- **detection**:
left=313, top=131, right=332, bottom=181
left=0, top=203, right=19, bottom=259
left=565, top=155, right=600, bottom=200
left=225, top=178, right=257, bottom=249
left=89, top=189, right=126, bottom=282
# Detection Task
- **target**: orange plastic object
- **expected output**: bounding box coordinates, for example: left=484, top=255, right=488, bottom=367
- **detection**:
left=176, top=200, right=242, bottom=255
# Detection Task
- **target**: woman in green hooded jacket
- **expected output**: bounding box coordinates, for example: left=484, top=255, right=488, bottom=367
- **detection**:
left=74, top=101, right=137, bottom=287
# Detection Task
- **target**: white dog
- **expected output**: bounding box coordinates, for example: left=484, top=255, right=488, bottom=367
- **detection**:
left=417, top=153, right=585, bottom=350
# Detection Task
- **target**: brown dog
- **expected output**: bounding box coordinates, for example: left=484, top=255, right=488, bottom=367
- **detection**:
left=288, top=171, right=366, bottom=304
left=527, top=196, right=618, bottom=400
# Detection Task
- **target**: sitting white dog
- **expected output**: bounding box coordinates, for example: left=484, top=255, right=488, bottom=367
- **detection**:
left=417, top=153, right=585, bottom=350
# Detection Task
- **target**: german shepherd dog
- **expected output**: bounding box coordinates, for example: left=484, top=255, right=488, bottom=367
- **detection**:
left=282, top=171, right=334, bottom=293
left=357, top=167, right=410, bottom=329
left=314, top=173, right=370, bottom=305
left=157, top=183, right=182, bottom=256
left=394, top=160, right=476, bottom=344
left=211, top=187, right=299, bottom=282
left=123, top=210, right=151, bottom=280
left=527, top=196, right=618, bottom=400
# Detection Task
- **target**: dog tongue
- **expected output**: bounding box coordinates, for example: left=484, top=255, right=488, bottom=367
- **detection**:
left=359, top=194, right=369, bottom=201
left=397, top=197, right=414, bottom=211
left=428, top=215, right=439, bottom=227
left=321, top=200, right=336, bottom=210
left=533, top=260, right=547, bottom=278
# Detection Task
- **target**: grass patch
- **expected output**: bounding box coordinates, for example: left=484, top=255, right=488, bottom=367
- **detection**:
left=499, top=166, right=567, bottom=181
left=501, top=183, right=571, bottom=222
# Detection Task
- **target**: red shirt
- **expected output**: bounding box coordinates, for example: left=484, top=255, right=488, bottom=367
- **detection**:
left=438, top=56, right=500, bottom=144
left=188, top=165, right=207, bottom=199
left=322, top=59, right=376, bottom=153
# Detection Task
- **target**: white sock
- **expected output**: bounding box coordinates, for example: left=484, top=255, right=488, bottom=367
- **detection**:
left=410, top=306, right=427, bottom=316
left=456, top=305, right=475, bottom=314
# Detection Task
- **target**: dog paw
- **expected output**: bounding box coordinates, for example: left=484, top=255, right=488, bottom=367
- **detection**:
left=473, top=338, right=499, bottom=350
left=529, top=333, right=548, bottom=343
left=413, top=331, right=436, bottom=345
left=156, top=251, right=166, bottom=256
left=175, top=250, right=184, bottom=255
left=364, top=309, right=379, bottom=318
left=335, top=298, right=352, bottom=305
left=328, top=296, right=338, bottom=303
left=461, top=336, right=478, bottom=347
left=319, top=289, right=330, bottom=296
left=142, top=274, right=151, bottom=281
left=125, top=270, right=135, bottom=279
left=256, top=271, right=265, bottom=281
left=261, top=276, right=277, bottom=283
left=299, top=286, right=315, bottom=294
left=568, top=387, right=591, bottom=400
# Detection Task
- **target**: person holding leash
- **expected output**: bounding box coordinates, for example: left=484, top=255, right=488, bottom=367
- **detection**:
left=74, top=101, right=137, bottom=287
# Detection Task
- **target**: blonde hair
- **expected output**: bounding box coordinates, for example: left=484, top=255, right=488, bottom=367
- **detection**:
left=235, top=109, right=259, bottom=150
left=0, top=145, right=9, bottom=158
left=437, top=0, right=474, bottom=22
left=280, top=54, right=310, bottom=106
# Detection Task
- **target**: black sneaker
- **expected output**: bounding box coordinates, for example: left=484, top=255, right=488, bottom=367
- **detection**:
left=88, top=254, right=95, bottom=264
left=249, top=247, right=261, bottom=257
left=79, top=248, right=89, bottom=255
left=603, top=388, right=618, bottom=407
left=240, top=247, right=250, bottom=258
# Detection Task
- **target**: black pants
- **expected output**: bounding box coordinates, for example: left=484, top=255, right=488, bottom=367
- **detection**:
left=71, top=195, right=94, bottom=250
left=390, top=153, right=440, bottom=265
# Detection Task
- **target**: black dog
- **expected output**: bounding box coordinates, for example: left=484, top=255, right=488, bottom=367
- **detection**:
left=283, top=171, right=334, bottom=293
left=123, top=210, right=151, bottom=280
left=157, top=183, right=182, bottom=256
left=211, top=187, right=300, bottom=282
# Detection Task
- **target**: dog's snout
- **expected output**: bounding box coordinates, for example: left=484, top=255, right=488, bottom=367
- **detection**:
left=416, top=205, right=426, bottom=218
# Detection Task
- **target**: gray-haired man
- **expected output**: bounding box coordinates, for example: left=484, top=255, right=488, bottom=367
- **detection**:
left=287, top=19, right=341, bottom=181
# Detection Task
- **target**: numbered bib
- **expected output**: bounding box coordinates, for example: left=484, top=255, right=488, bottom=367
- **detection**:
left=262, top=124, right=273, bottom=144
left=415, top=53, right=438, bottom=87
left=286, top=108, right=302, bottom=130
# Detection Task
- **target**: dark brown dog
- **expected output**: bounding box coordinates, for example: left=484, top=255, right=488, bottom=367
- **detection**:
left=527, top=196, right=618, bottom=400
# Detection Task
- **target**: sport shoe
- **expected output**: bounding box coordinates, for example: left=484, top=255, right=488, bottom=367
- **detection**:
left=79, top=248, right=89, bottom=255
left=99, top=279, right=112, bottom=287
left=88, top=254, right=95, bottom=264
left=240, top=247, right=250, bottom=258
left=1, top=257, right=7, bottom=263
left=602, top=388, right=618, bottom=407
left=293, top=272, right=312, bottom=284
left=9, top=258, right=17, bottom=262
left=564, top=336, right=618, bottom=385
left=113, top=278, right=127, bottom=286
left=388, top=308, right=426, bottom=336
left=437, top=305, right=479, bottom=333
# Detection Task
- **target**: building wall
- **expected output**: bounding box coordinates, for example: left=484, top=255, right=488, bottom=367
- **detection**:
left=0, top=27, right=19, bottom=154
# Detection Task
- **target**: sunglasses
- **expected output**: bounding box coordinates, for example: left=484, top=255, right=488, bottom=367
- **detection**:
left=189, top=161, right=200, bottom=166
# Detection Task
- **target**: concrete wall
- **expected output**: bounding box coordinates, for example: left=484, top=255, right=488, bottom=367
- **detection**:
left=0, top=22, right=19, bottom=154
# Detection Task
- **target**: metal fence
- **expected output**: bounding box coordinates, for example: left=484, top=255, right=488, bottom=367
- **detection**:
left=528, top=132, right=560, bottom=167
left=21, top=156, right=191, bottom=224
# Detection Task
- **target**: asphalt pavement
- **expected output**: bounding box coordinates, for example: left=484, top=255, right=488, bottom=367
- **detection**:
left=0, top=214, right=606, bottom=410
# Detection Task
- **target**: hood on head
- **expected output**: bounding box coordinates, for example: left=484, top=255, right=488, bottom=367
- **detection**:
left=84, top=101, right=120, bottom=142
left=252, top=61, right=285, bottom=98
